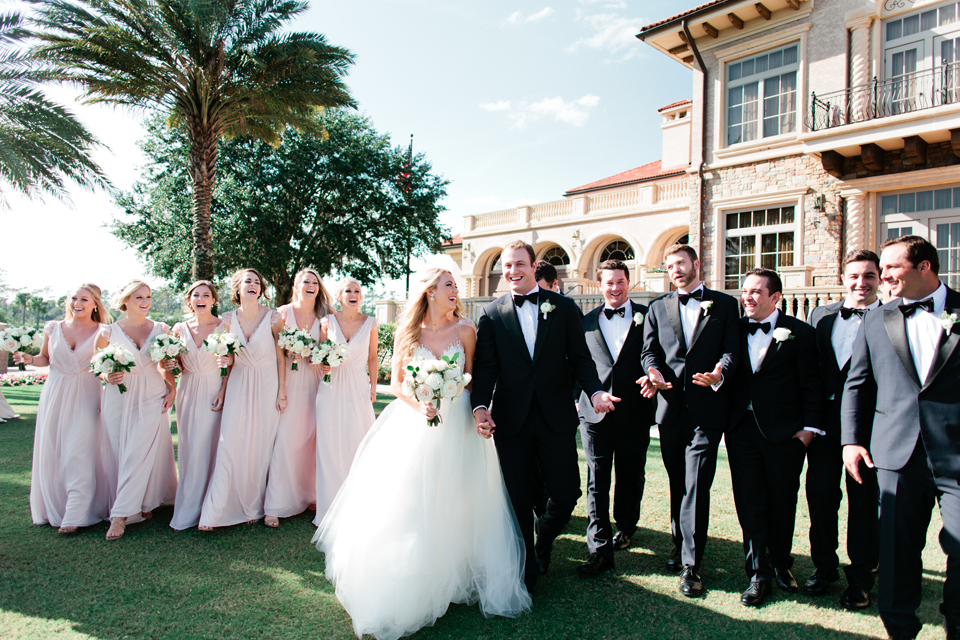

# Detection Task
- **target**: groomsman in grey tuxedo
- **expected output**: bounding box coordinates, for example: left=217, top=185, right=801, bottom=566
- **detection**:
left=805, top=249, right=881, bottom=608
left=842, top=235, right=960, bottom=640
left=639, top=244, right=739, bottom=597
left=575, top=259, right=654, bottom=575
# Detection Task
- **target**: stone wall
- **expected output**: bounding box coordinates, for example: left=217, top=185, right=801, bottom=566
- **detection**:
left=835, top=141, right=960, bottom=180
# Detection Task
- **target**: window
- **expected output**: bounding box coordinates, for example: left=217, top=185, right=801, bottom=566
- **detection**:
left=726, top=44, right=799, bottom=146
left=541, top=246, right=570, bottom=266
left=880, top=184, right=960, bottom=287
left=486, top=252, right=502, bottom=296
left=724, top=206, right=796, bottom=289
left=599, top=240, right=635, bottom=262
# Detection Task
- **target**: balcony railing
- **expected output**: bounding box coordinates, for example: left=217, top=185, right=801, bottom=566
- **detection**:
left=806, top=62, right=960, bottom=131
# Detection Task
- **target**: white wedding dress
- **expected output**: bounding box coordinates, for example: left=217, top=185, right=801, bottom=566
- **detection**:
left=313, top=340, right=531, bottom=640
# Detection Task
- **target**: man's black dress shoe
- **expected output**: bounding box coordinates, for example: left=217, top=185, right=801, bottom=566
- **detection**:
left=679, top=567, right=704, bottom=597
left=666, top=546, right=682, bottom=572
left=839, top=585, right=870, bottom=610
left=613, top=531, right=631, bottom=551
left=803, top=568, right=840, bottom=595
left=741, top=580, right=771, bottom=607
left=774, top=568, right=799, bottom=593
left=577, top=552, right=614, bottom=575
left=534, top=540, right=552, bottom=574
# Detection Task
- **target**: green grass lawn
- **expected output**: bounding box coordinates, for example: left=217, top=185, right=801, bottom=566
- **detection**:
left=0, top=385, right=949, bottom=639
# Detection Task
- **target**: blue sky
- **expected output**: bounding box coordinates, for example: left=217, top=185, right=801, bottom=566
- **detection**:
left=3, top=0, right=695, bottom=297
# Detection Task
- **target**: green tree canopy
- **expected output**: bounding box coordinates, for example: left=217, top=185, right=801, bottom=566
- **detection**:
left=114, top=110, right=450, bottom=304
left=28, top=0, right=355, bottom=280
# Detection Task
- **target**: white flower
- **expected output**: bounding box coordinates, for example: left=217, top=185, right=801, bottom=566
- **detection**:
left=540, top=301, right=556, bottom=319
left=461, top=372, right=472, bottom=386
left=18, top=335, right=31, bottom=347
left=1, top=338, right=17, bottom=352
left=165, top=344, right=181, bottom=358
left=31, top=334, right=43, bottom=349
left=292, top=340, right=305, bottom=353
left=415, top=384, right=433, bottom=402
left=701, top=300, right=713, bottom=314
left=772, top=327, right=793, bottom=343
left=440, top=379, right=459, bottom=398
left=328, top=355, right=341, bottom=367
left=402, top=376, right=415, bottom=397
left=150, top=348, right=164, bottom=362
left=425, top=372, right=444, bottom=390
left=223, top=333, right=239, bottom=345
left=940, top=311, right=959, bottom=332
left=633, top=312, right=644, bottom=325
left=116, top=351, right=134, bottom=366
left=100, top=359, right=114, bottom=374
left=443, top=367, right=459, bottom=380
left=215, top=343, right=229, bottom=356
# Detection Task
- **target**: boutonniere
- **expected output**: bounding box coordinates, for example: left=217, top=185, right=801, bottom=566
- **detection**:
left=700, top=300, right=713, bottom=315
left=772, top=327, right=793, bottom=343
left=633, top=312, right=644, bottom=326
left=940, top=311, right=959, bottom=331
left=540, top=301, right=556, bottom=320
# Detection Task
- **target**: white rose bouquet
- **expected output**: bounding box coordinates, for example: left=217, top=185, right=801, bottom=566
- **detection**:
left=401, top=351, right=471, bottom=427
left=310, top=339, right=350, bottom=383
left=90, top=345, right=136, bottom=394
left=1, top=326, right=44, bottom=371
left=277, top=327, right=317, bottom=371
left=203, top=328, right=243, bottom=377
left=148, top=333, right=188, bottom=376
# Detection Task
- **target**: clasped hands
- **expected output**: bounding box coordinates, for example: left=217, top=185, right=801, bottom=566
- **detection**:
left=472, top=392, right=620, bottom=440
left=637, top=363, right=723, bottom=398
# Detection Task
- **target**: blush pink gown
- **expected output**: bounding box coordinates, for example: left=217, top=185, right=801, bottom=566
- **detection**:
left=313, top=314, right=376, bottom=524
left=264, top=306, right=320, bottom=518
left=30, top=321, right=110, bottom=528
left=199, top=310, right=281, bottom=527
left=169, top=321, right=224, bottom=530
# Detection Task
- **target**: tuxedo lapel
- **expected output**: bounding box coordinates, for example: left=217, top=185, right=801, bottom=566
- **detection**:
left=666, top=294, right=687, bottom=353
left=532, top=292, right=551, bottom=364
left=739, top=320, right=753, bottom=375
left=686, top=290, right=712, bottom=353
left=617, top=303, right=643, bottom=363
left=498, top=295, right=531, bottom=362
left=587, top=308, right=615, bottom=365
left=922, top=289, right=960, bottom=389
left=884, top=303, right=922, bottom=388
left=817, top=306, right=841, bottom=379
left=755, top=314, right=787, bottom=374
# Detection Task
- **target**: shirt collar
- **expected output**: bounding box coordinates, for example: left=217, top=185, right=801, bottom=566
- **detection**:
left=515, top=284, right=540, bottom=297
left=751, top=308, right=779, bottom=327
left=902, top=282, right=946, bottom=314
left=603, top=300, right=631, bottom=312
left=678, top=283, right=705, bottom=296
left=842, top=298, right=881, bottom=311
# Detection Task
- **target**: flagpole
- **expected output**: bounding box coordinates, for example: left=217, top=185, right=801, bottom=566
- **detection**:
left=404, top=134, right=413, bottom=296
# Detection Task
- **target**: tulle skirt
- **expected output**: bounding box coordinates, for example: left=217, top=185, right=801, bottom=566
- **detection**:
left=313, top=390, right=531, bottom=640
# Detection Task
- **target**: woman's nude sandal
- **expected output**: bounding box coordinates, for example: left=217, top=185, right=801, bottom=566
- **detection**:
left=264, top=516, right=279, bottom=528
left=198, top=525, right=213, bottom=532
left=57, top=526, right=78, bottom=534
left=106, top=517, right=126, bottom=540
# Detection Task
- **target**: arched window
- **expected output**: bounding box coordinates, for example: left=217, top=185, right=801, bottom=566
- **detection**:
left=486, top=252, right=502, bottom=296
left=676, top=234, right=689, bottom=246
left=599, top=240, right=635, bottom=262
left=541, top=246, right=571, bottom=266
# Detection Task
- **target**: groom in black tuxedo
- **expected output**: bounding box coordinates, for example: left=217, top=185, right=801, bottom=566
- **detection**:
left=575, top=259, right=654, bottom=576
left=472, top=240, right=617, bottom=591
left=842, top=235, right=960, bottom=640
left=639, top=243, right=739, bottom=597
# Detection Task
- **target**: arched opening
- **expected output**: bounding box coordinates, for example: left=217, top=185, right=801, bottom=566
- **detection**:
left=486, top=252, right=502, bottom=297
left=539, top=245, right=571, bottom=283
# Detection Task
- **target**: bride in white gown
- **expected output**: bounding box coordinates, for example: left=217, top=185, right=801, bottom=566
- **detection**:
left=313, top=268, right=531, bottom=640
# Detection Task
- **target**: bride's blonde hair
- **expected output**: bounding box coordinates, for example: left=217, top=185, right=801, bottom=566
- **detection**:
left=392, top=268, right=465, bottom=365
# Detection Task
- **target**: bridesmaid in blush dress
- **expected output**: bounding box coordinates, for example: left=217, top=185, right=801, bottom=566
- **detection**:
left=0, top=391, right=17, bottom=422
left=166, top=281, right=226, bottom=530
left=98, top=280, right=178, bottom=540
left=17, top=284, right=111, bottom=533
left=199, top=268, right=286, bottom=530
left=314, top=277, right=377, bottom=523
left=264, top=269, right=333, bottom=527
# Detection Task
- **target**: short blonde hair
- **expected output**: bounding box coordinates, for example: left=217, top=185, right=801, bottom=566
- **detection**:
left=65, top=283, right=112, bottom=324
left=182, top=280, right=219, bottom=313
left=334, top=277, right=363, bottom=306
left=112, top=279, right=151, bottom=312
left=229, top=268, right=270, bottom=305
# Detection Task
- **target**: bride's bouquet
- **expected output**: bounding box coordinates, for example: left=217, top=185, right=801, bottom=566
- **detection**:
left=203, top=328, right=243, bottom=377
left=149, top=333, right=188, bottom=376
left=310, top=339, right=350, bottom=383
left=277, top=327, right=316, bottom=371
left=402, top=352, right=471, bottom=427
left=90, top=345, right=136, bottom=394
left=1, top=326, right=44, bottom=371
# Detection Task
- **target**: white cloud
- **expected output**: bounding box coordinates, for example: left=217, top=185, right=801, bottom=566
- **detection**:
left=578, top=0, right=628, bottom=8
left=502, top=7, right=554, bottom=26
left=568, top=11, right=648, bottom=61
left=480, top=94, right=601, bottom=129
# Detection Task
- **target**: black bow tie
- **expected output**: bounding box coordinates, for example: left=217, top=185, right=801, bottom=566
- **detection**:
left=514, top=292, right=538, bottom=308
left=747, top=321, right=771, bottom=335
left=840, top=307, right=867, bottom=320
left=899, top=298, right=935, bottom=317
left=603, top=307, right=626, bottom=320
left=678, top=289, right=703, bottom=305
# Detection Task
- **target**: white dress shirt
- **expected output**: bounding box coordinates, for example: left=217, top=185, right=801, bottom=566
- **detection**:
left=515, top=285, right=540, bottom=359
left=747, top=309, right=779, bottom=373
left=678, top=284, right=704, bottom=348
left=831, top=299, right=881, bottom=371
left=598, top=299, right=632, bottom=362
left=903, top=282, right=948, bottom=385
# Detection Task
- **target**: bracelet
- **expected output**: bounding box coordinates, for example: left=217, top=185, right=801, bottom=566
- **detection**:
left=278, top=396, right=287, bottom=401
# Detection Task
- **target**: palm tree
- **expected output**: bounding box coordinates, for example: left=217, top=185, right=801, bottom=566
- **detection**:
left=14, top=292, right=29, bottom=324
left=28, top=296, right=46, bottom=329
left=0, top=12, right=106, bottom=204
left=27, top=0, right=356, bottom=281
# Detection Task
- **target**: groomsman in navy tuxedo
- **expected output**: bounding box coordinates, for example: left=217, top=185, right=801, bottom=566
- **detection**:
left=805, top=249, right=881, bottom=608
left=842, top=235, right=960, bottom=640
left=575, top=259, right=654, bottom=575
left=639, top=244, right=739, bottom=597
left=727, top=268, right=822, bottom=607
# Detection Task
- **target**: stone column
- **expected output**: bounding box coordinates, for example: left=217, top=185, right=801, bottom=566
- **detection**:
left=847, top=10, right=874, bottom=122
left=843, top=190, right=867, bottom=252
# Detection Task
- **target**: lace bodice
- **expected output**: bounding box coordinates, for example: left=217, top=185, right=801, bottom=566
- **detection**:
left=410, top=341, right=465, bottom=372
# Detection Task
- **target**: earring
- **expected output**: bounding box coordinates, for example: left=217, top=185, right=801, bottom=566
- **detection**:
left=429, top=293, right=435, bottom=301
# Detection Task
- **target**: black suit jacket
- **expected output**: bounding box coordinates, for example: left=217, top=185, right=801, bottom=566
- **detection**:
left=841, top=286, right=960, bottom=478
left=472, top=288, right=603, bottom=437
left=577, top=301, right=653, bottom=427
left=728, top=313, right=823, bottom=442
left=640, top=287, right=740, bottom=429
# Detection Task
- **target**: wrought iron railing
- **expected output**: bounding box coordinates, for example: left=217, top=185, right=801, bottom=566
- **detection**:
left=806, top=62, right=960, bottom=131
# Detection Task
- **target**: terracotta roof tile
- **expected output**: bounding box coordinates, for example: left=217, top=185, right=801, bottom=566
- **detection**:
left=658, top=99, right=693, bottom=112
left=441, top=234, right=462, bottom=247
left=565, top=160, right=688, bottom=195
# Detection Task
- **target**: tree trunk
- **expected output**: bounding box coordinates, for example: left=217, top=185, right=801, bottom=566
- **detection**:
left=188, top=119, right=218, bottom=282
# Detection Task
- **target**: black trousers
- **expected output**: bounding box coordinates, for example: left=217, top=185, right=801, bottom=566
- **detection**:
left=804, top=434, right=879, bottom=589
left=494, top=397, right=581, bottom=591
left=658, top=408, right=722, bottom=570
left=877, top=440, right=960, bottom=638
left=579, top=412, right=650, bottom=559
left=725, top=412, right=807, bottom=582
